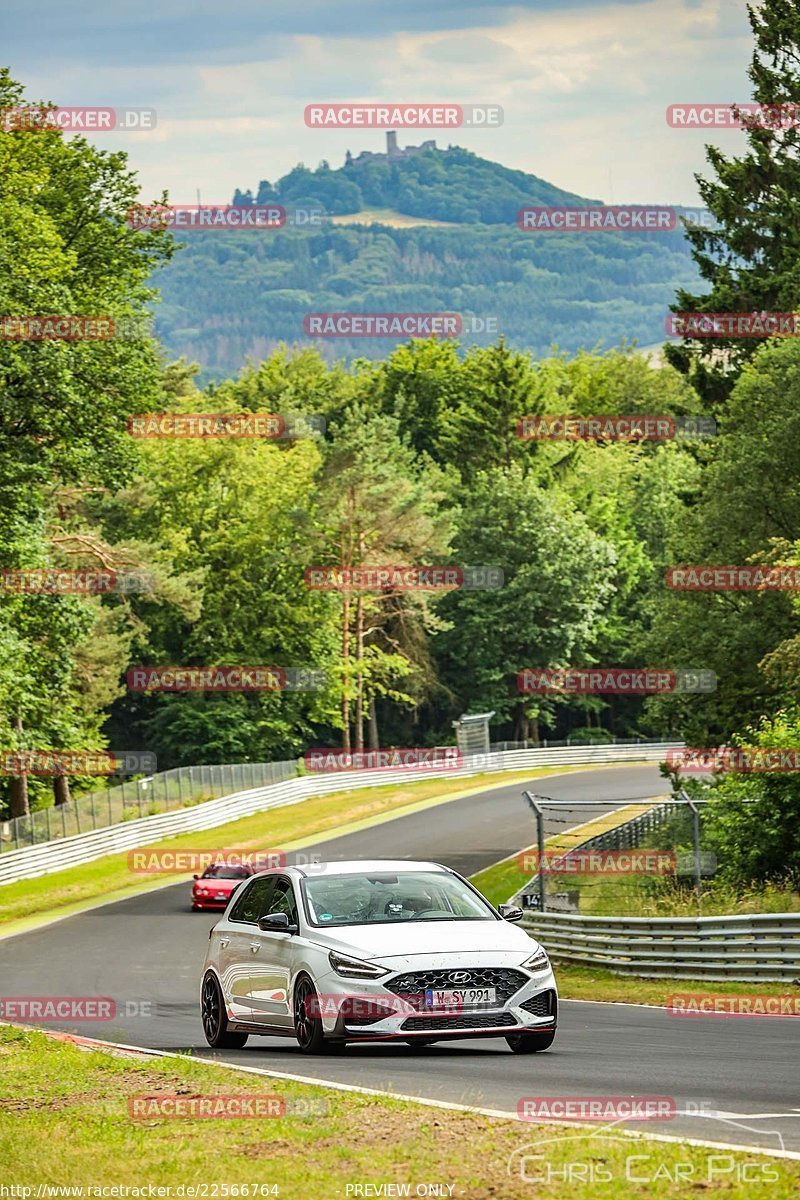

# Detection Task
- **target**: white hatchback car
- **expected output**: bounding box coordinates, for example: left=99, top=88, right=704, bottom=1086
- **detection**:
left=200, top=859, right=557, bottom=1054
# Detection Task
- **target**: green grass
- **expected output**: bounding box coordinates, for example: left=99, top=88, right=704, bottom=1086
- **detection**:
left=329, top=207, right=459, bottom=227
left=2, top=1025, right=797, bottom=1197
left=0, top=765, right=590, bottom=931
left=566, top=874, right=800, bottom=918
left=548, top=961, right=800, bottom=1005
left=470, top=803, right=654, bottom=907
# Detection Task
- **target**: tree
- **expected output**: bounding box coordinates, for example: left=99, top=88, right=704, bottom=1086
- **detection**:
left=317, top=405, right=452, bottom=751
left=434, top=466, right=616, bottom=741
left=643, top=338, right=800, bottom=741
left=665, top=0, right=800, bottom=403
left=703, top=707, right=800, bottom=889
left=101, top=403, right=338, bottom=767
left=437, top=340, right=538, bottom=475
left=0, top=69, right=173, bottom=816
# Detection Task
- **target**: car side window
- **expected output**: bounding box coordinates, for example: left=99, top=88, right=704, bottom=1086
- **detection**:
left=267, top=877, right=298, bottom=924
left=229, top=876, right=275, bottom=924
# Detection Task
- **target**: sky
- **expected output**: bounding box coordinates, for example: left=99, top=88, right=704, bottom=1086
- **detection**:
left=4, top=0, right=755, bottom=206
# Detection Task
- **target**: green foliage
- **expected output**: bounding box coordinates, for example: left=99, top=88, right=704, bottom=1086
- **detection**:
left=0, top=69, right=173, bottom=814
left=434, top=465, right=617, bottom=735
left=666, top=0, right=800, bottom=401
left=704, top=707, right=800, bottom=889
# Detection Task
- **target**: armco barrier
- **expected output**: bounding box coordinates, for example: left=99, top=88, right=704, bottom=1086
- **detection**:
left=0, top=742, right=680, bottom=886
left=521, top=911, right=800, bottom=983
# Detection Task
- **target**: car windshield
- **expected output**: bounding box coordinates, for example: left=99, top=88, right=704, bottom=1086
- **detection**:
left=202, top=865, right=250, bottom=879
left=301, top=871, right=497, bottom=927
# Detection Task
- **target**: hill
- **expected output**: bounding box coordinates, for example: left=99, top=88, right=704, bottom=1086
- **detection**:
left=232, top=137, right=599, bottom=224
left=154, top=140, right=701, bottom=378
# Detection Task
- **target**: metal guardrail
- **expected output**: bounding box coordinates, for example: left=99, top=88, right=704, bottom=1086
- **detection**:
left=1, top=735, right=662, bottom=854
left=521, top=911, right=800, bottom=983
left=0, top=742, right=681, bottom=886
left=0, top=760, right=298, bottom=852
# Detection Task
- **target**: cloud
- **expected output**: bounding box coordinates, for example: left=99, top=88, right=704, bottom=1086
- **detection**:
left=5, top=0, right=755, bottom=206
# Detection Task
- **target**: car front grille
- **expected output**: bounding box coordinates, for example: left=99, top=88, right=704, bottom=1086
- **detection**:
left=520, top=990, right=557, bottom=1019
left=386, top=968, right=528, bottom=1011
left=401, top=1012, right=518, bottom=1032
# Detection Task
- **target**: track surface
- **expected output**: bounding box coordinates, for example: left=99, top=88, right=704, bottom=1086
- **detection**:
left=2, top=765, right=799, bottom=1152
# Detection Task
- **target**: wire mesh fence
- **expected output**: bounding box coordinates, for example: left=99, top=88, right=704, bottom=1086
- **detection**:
left=489, top=735, right=657, bottom=752
left=0, top=759, right=299, bottom=853
left=514, top=795, right=714, bottom=915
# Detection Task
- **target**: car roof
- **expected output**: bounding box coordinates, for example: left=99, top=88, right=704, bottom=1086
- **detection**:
left=254, top=859, right=451, bottom=879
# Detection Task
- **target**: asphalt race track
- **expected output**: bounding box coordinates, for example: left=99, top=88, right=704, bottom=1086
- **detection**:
left=2, top=764, right=799, bottom=1153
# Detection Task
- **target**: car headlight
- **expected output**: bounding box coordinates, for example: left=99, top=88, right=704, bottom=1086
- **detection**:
left=521, top=946, right=550, bottom=972
left=328, top=951, right=390, bottom=979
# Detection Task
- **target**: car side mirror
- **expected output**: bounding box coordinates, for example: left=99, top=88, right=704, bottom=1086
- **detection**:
left=258, top=912, right=298, bottom=934
left=193, top=874, right=199, bottom=880
left=498, top=903, right=524, bottom=922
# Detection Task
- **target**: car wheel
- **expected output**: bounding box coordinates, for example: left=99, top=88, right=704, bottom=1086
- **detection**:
left=506, top=1029, right=556, bottom=1054
left=201, top=972, right=248, bottom=1049
left=293, top=976, right=342, bottom=1055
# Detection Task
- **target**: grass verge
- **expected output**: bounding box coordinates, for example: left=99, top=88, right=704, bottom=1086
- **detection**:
left=470, top=802, right=656, bottom=907
left=1, top=1025, right=797, bottom=1198
left=548, top=961, right=800, bottom=1004
left=0, top=765, right=589, bottom=932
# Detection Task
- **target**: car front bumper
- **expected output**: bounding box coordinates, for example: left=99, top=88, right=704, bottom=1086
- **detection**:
left=313, top=955, right=558, bottom=1041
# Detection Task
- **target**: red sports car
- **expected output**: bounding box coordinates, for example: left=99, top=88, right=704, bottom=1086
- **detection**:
left=191, top=863, right=254, bottom=911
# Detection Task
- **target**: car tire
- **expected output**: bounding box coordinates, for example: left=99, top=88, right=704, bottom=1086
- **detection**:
left=293, top=976, right=343, bottom=1055
left=505, top=1029, right=556, bottom=1054
left=201, top=972, right=249, bottom=1049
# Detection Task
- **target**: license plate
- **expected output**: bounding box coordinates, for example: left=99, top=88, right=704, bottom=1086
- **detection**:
left=215, top=892, right=227, bottom=899
left=424, top=987, right=496, bottom=1009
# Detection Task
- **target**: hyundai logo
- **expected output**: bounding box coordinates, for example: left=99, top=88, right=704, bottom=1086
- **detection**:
left=450, top=971, right=472, bottom=984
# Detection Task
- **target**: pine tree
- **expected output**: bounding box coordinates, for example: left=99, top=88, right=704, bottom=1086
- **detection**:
left=666, top=0, right=800, bottom=404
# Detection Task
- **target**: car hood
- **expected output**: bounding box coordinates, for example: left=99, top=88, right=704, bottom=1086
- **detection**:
left=321, top=919, right=537, bottom=960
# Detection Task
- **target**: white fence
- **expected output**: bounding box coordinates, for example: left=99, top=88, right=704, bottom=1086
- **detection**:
left=0, top=742, right=679, bottom=887
left=521, top=911, right=800, bottom=982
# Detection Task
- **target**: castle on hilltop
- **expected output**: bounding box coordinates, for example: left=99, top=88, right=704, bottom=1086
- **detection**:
left=345, top=131, right=437, bottom=166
